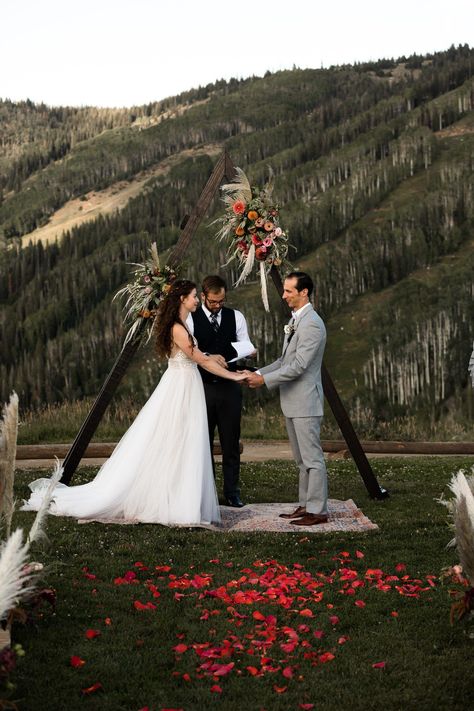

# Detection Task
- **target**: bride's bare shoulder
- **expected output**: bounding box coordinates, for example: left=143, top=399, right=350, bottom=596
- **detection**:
left=171, top=322, right=187, bottom=339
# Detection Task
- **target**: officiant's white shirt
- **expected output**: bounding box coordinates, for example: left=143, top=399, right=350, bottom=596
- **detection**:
left=186, top=306, right=255, bottom=360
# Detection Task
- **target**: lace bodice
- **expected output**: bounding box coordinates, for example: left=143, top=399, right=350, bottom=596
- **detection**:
left=168, top=348, right=197, bottom=369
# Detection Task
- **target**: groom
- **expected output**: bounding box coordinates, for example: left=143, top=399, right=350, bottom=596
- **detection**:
left=245, top=271, right=328, bottom=525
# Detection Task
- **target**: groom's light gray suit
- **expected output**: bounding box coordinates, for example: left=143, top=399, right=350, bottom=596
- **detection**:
left=260, top=304, right=328, bottom=515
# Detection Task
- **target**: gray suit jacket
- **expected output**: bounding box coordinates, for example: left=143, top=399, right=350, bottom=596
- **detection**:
left=260, top=306, right=326, bottom=418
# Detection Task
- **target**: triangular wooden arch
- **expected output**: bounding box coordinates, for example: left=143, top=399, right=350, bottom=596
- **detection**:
left=60, top=151, right=388, bottom=499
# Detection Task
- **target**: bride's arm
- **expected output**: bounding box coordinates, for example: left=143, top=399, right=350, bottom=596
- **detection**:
left=172, top=324, right=246, bottom=382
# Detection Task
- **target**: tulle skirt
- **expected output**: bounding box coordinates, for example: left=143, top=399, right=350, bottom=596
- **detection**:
left=22, top=359, right=220, bottom=525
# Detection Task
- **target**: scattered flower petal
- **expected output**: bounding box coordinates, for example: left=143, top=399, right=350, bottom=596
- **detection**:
left=70, top=656, right=85, bottom=668
left=85, top=629, right=101, bottom=640
left=81, top=682, right=102, bottom=695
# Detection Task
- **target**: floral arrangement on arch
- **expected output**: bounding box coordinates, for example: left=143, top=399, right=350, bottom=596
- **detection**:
left=114, top=243, right=178, bottom=345
left=215, top=168, right=290, bottom=311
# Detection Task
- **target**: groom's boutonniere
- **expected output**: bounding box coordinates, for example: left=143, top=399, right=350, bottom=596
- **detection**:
left=284, top=323, right=296, bottom=338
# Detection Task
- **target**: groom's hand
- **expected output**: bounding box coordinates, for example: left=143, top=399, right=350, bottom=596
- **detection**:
left=245, top=372, right=264, bottom=389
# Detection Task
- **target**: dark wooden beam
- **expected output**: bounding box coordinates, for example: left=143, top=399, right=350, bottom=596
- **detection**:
left=60, top=328, right=144, bottom=484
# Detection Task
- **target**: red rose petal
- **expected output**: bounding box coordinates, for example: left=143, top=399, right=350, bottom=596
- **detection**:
left=210, top=685, right=222, bottom=693
left=319, top=652, right=335, bottom=663
left=85, top=629, right=101, bottom=640
left=246, top=666, right=260, bottom=676
left=372, top=661, right=386, bottom=669
left=134, top=600, right=157, bottom=611
left=70, top=655, right=85, bottom=668
left=81, top=682, right=102, bottom=695
left=355, top=600, right=366, bottom=608
left=273, top=685, right=288, bottom=694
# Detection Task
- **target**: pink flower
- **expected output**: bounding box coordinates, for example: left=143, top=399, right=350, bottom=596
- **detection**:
left=144, top=286, right=152, bottom=294
left=274, top=227, right=282, bottom=237
left=262, top=237, right=273, bottom=247
left=143, top=276, right=151, bottom=283
left=232, top=201, right=246, bottom=215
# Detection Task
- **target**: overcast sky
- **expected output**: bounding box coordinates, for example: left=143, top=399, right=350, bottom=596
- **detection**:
left=2, top=0, right=473, bottom=108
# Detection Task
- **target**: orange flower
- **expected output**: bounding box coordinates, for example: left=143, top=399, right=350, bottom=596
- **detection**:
left=235, top=226, right=245, bottom=236
left=232, top=200, right=246, bottom=215
left=247, top=210, right=258, bottom=220
left=264, top=221, right=274, bottom=232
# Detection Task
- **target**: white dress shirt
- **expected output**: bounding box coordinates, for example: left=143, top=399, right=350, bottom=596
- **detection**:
left=292, top=302, right=312, bottom=321
left=186, top=305, right=255, bottom=360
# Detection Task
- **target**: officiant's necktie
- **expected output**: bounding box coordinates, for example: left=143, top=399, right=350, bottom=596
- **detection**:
left=210, top=313, right=219, bottom=332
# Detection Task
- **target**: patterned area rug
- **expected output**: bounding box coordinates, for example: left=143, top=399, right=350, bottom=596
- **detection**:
left=78, top=499, right=377, bottom=532
left=212, top=499, right=378, bottom=533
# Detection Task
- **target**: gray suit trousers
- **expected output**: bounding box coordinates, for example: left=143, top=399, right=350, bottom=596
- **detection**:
left=285, top=416, right=328, bottom=515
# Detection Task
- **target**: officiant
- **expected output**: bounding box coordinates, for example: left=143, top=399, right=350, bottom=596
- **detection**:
left=187, top=275, right=256, bottom=508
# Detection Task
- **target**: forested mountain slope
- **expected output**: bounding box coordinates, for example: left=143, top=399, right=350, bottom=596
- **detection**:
left=1, top=46, right=473, bottom=435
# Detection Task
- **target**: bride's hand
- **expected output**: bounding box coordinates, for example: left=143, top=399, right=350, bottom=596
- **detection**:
left=233, top=372, right=249, bottom=382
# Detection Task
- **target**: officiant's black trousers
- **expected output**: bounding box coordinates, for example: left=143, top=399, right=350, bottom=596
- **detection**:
left=204, top=380, right=242, bottom=499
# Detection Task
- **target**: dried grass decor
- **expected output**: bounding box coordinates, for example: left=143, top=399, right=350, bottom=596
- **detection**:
left=0, top=393, right=19, bottom=538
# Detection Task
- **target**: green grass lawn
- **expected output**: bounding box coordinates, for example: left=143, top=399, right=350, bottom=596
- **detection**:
left=7, top=457, right=474, bottom=711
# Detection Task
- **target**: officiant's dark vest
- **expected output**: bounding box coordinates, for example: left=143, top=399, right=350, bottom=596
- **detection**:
left=192, top=306, right=238, bottom=383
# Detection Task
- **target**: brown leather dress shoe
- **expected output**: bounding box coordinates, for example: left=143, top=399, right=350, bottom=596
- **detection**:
left=279, top=506, right=306, bottom=520
left=290, top=513, right=328, bottom=526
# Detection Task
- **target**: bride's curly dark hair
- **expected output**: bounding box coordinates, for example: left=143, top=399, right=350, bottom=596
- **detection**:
left=155, top=279, right=196, bottom=358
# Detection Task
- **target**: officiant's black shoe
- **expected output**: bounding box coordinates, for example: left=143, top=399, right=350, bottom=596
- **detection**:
left=226, top=496, right=245, bottom=508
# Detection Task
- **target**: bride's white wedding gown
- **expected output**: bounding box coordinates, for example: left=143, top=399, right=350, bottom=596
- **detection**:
left=22, top=348, right=221, bottom=525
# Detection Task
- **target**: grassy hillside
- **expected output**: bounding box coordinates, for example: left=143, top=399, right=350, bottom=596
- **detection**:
left=1, top=45, right=473, bottom=438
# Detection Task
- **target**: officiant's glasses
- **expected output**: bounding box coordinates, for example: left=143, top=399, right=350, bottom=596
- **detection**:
left=206, top=297, right=226, bottom=306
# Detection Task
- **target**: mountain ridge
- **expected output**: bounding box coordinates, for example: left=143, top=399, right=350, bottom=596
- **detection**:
left=1, top=45, right=473, bottom=438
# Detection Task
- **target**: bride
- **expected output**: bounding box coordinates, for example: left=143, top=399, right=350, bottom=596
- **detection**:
left=22, top=280, right=247, bottom=526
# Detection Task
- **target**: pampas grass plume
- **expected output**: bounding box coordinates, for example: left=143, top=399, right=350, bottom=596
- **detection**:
left=449, top=470, right=474, bottom=586
left=0, top=392, right=19, bottom=537
left=27, top=459, right=63, bottom=545
left=0, top=528, right=33, bottom=622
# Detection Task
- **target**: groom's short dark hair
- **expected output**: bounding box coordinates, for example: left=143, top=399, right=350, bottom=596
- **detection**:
left=286, top=271, right=313, bottom=297
left=202, top=275, right=227, bottom=294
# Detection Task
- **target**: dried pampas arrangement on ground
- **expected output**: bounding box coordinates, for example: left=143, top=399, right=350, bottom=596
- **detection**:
left=441, top=469, right=474, bottom=625
left=449, top=470, right=474, bottom=587
left=0, top=392, right=19, bottom=538
left=1, top=394, right=61, bottom=654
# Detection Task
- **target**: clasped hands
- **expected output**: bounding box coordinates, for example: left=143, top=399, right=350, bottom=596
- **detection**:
left=207, top=353, right=263, bottom=388
left=238, top=370, right=264, bottom=388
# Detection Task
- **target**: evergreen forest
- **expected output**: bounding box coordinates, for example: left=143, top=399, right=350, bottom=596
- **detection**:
left=1, top=45, right=473, bottom=438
